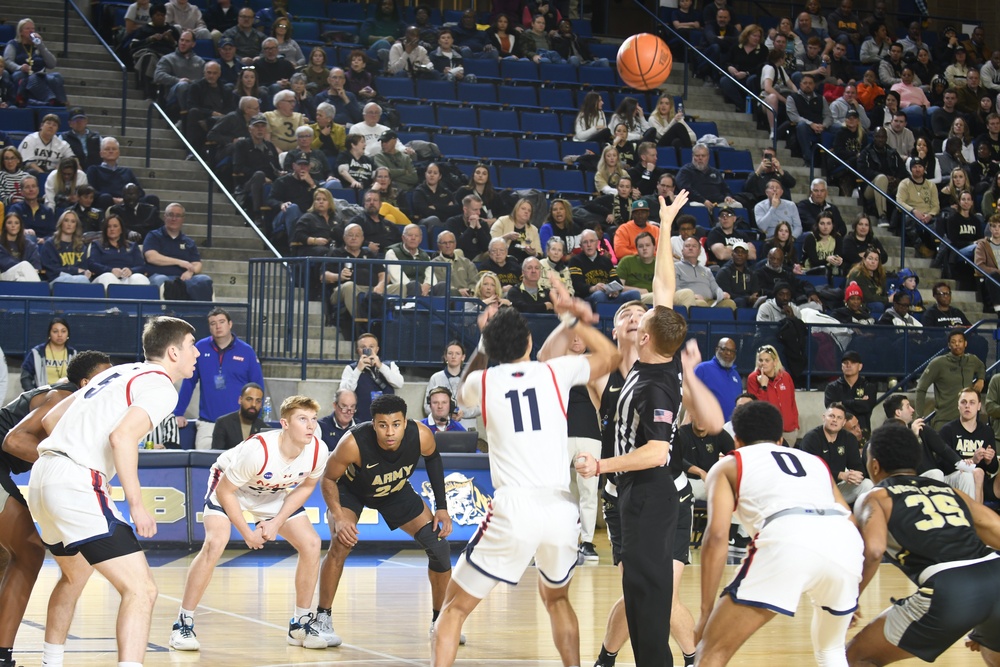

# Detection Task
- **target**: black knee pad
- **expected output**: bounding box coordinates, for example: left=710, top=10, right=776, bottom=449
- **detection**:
left=414, top=522, right=451, bottom=573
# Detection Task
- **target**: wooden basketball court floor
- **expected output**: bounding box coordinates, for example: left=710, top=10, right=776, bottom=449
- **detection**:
left=11, top=538, right=986, bottom=666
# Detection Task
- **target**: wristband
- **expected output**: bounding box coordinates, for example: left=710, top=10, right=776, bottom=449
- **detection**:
left=559, top=311, right=579, bottom=328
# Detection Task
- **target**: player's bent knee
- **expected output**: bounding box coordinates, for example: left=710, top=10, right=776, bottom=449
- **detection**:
left=415, top=523, right=452, bottom=573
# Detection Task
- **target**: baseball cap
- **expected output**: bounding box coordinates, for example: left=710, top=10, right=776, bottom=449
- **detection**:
left=731, top=240, right=749, bottom=252
left=294, top=155, right=311, bottom=165
left=845, top=109, right=860, bottom=118
left=841, top=350, right=862, bottom=364
left=718, top=204, right=735, bottom=216
left=249, top=113, right=268, bottom=126
left=219, top=37, right=235, bottom=48
left=379, top=129, right=398, bottom=143
left=68, top=106, right=87, bottom=120
left=630, top=199, right=649, bottom=211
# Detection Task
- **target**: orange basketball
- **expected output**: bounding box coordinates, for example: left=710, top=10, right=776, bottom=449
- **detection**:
left=617, top=33, right=673, bottom=91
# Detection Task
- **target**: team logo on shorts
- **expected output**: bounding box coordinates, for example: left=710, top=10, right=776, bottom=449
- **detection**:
left=421, top=472, right=492, bottom=526
left=263, top=472, right=273, bottom=479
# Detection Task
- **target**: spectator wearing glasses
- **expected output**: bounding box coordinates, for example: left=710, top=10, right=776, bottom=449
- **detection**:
left=922, top=281, right=971, bottom=328
left=743, top=147, right=796, bottom=207
left=143, top=202, right=214, bottom=301
left=318, top=389, right=358, bottom=450
left=222, top=7, right=265, bottom=64
left=315, top=68, right=363, bottom=127
left=694, top=337, right=744, bottom=420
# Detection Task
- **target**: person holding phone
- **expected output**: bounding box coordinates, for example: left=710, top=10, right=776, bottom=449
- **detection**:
left=338, top=332, right=404, bottom=423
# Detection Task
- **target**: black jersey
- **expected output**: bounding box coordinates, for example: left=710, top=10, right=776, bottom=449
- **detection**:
left=676, top=423, right=734, bottom=477
left=599, top=368, right=627, bottom=460
left=615, top=358, right=683, bottom=489
left=567, top=385, right=601, bottom=440
left=0, top=382, right=79, bottom=475
left=342, top=420, right=421, bottom=500
left=937, top=419, right=999, bottom=476
left=879, top=474, right=993, bottom=584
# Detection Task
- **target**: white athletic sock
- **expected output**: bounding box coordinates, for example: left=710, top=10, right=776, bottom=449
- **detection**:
left=119, top=662, right=142, bottom=667
left=179, top=607, right=195, bottom=624
left=41, top=642, right=64, bottom=667
left=294, top=606, right=311, bottom=620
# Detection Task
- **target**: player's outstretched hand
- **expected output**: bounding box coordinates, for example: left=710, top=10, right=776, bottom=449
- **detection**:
left=244, top=526, right=266, bottom=550
left=575, top=452, right=599, bottom=478
left=434, top=509, right=453, bottom=538
left=679, top=338, right=703, bottom=373
left=476, top=301, right=500, bottom=332
left=548, top=271, right=598, bottom=323
left=131, top=505, right=158, bottom=539
left=658, top=189, right=690, bottom=232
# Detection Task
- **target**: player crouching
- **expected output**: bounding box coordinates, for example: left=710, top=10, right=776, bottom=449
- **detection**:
left=170, top=395, right=329, bottom=651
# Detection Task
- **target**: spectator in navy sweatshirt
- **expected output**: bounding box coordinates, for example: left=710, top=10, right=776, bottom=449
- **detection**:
left=85, top=137, right=160, bottom=211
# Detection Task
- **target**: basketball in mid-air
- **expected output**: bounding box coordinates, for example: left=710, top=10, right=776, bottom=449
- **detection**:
left=617, top=33, right=673, bottom=90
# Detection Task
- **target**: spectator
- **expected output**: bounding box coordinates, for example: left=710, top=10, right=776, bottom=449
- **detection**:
left=206, top=96, right=259, bottom=160
left=491, top=198, right=542, bottom=263
left=211, top=382, right=266, bottom=450
left=786, top=73, right=831, bottom=163
left=185, top=60, right=235, bottom=157
left=694, top=336, right=743, bottom=420
left=944, top=47, right=970, bottom=88
left=317, top=389, right=357, bottom=451
left=539, top=198, right=582, bottom=254
left=360, top=0, right=405, bottom=53
left=86, top=137, right=160, bottom=211
left=367, top=167, right=407, bottom=226
left=859, top=21, right=892, bottom=64
left=894, top=159, right=940, bottom=255
left=229, top=66, right=263, bottom=109
left=349, top=103, right=391, bottom=156
left=669, top=214, right=706, bottom=268
left=670, top=0, right=703, bottom=44
left=862, top=0, right=895, bottom=40
left=677, top=419, right=735, bottom=502
left=800, top=402, right=872, bottom=504
left=153, top=29, right=204, bottom=111
left=507, top=256, right=554, bottom=313
left=3, top=18, right=67, bottom=106
left=411, top=162, right=459, bottom=228
left=60, top=107, right=102, bottom=171
left=282, top=126, right=338, bottom=190
left=832, top=280, right=876, bottom=325
left=715, top=240, right=759, bottom=308
left=719, top=24, right=767, bottom=111
left=923, top=281, right=971, bottom=328
left=891, top=67, right=931, bottom=120
left=885, top=111, right=915, bottom=160
left=165, top=0, right=211, bottom=40
left=43, top=157, right=88, bottom=213
left=982, top=50, right=1000, bottom=93
left=108, top=182, right=162, bottom=241
left=675, top=236, right=737, bottom=310
left=845, top=248, right=888, bottom=318
left=323, top=223, right=386, bottom=323
left=174, top=307, right=265, bottom=450
left=0, top=148, right=28, bottom=207
left=421, top=386, right=466, bottom=433
left=754, top=246, right=823, bottom=308
left=855, top=67, right=884, bottom=110
left=974, top=214, right=1000, bottom=312
left=69, top=185, right=103, bottom=237
left=124, top=0, right=153, bottom=36
left=754, top=179, right=802, bottom=238
left=756, top=280, right=802, bottom=322
left=143, top=202, right=214, bottom=300
left=19, top=316, right=76, bottom=390
left=627, top=142, right=666, bottom=198
left=878, top=41, right=906, bottom=88
left=521, top=14, right=561, bottom=64
left=336, top=134, right=375, bottom=190
left=676, top=143, right=741, bottom=212
left=974, top=112, right=1000, bottom=166
left=429, top=28, right=474, bottom=83
left=8, top=175, right=55, bottom=240
left=18, top=114, right=74, bottom=175
left=937, top=388, right=997, bottom=505
left=130, top=5, right=180, bottom=99
left=841, top=213, right=887, bottom=266
left=593, top=145, right=630, bottom=196
left=479, top=237, right=522, bottom=293
left=829, top=84, right=869, bottom=131
left=645, top=93, right=696, bottom=149
left=858, top=127, right=907, bottom=227
left=291, top=189, right=339, bottom=263
left=796, top=178, right=846, bottom=237
left=445, top=193, right=491, bottom=262
left=552, top=19, right=608, bottom=66
left=826, top=0, right=862, bottom=47
left=701, top=9, right=739, bottom=82
left=222, top=7, right=265, bottom=64
left=270, top=16, right=304, bottom=67
left=339, top=332, right=404, bottom=423
left=828, top=110, right=868, bottom=195
left=413, top=5, right=440, bottom=48
left=301, top=46, right=330, bottom=93
left=204, top=0, right=238, bottom=36
left=957, top=70, right=989, bottom=118
left=429, top=230, right=478, bottom=297
left=824, top=350, right=877, bottom=436
left=387, top=25, right=438, bottom=76
left=85, top=213, right=149, bottom=289
left=384, top=223, right=436, bottom=296
left=374, top=130, right=418, bottom=192
left=613, top=199, right=659, bottom=258
left=916, top=328, right=986, bottom=428
left=568, top=229, right=640, bottom=307
left=351, top=189, right=402, bottom=256
left=747, top=343, right=799, bottom=443
left=607, top=97, right=652, bottom=144
left=340, top=50, right=376, bottom=105
left=254, top=38, right=296, bottom=97
left=472, top=270, right=511, bottom=308
left=876, top=290, right=922, bottom=327
left=743, top=146, right=796, bottom=206
left=310, top=102, right=347, bottom=161
left=961, top=26, right=991, bottom=68
left=263, top=89, right=306, bottom=153
left=538, top=236, right=574, bottom=296
left=268, top=155, right=319, bottom=244
left=215, top=37, right=242, bottom=87
left=0, top=211, right=41, bottom=281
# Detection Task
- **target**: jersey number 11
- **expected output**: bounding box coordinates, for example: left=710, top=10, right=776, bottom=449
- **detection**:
left=505, top=388, right=541, bottom=432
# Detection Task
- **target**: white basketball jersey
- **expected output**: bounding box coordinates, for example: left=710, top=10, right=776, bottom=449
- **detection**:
left=212, top=429, right=328, bottom=506
left=731, top=443, right=846, bottom=535
left=465, top=355, right=590, bottom=491
left=37, top=363, right=177, bottom=478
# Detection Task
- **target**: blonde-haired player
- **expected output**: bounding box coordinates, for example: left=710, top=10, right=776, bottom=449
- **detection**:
left=169, top=395, right=329, bottom=652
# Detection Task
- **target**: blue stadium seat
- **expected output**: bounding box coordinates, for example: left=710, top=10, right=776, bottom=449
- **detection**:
left=476, top=135, right=519, bottom=162
left=107, top=283, right=159, bottom=314
left=498, top=84, right=538, bottom=109
left=687, top=120, right=718, bottom=137
left=52, top=282, right=106, bottom=313
left=327, top=3, right=365, bottom=22
left=0, top=108, right=38, bottom=136
left=434, top=133, right=479, bottom=162
left=577, top=66, right=618, bottom=88
left=374, top=77, right=416, bottom=101
left=396, top=130, right=430, bottom=143
left=558, top=110, right=578, bottom=134
left=291, top=22, right=321, bottom=43
left=657, top=147, right=681, bottom=169
left=458, top=82, right=498, bottom=105
left=437, top=106, right=479, bottom=133
left=519, top=139, right=564, bottom=167
left=520, top=111, right=564, bottom=138
left=0, top=25, right=15, bottom=43
left=0, top=282, right=50, bottom=298
left=396, top=104, right=436, bottom=130
left=542, top=169, right=590, bottom=196
left=539, top=63, right=578, bottom=85
left=570, top=19, right=593, bottom=39
left=464, top=58, right=501, bottom=81
left=688, top=306, right=735, bottom=322
left=500, top=59, right=539, bottom=82
left=538, top=87, right=576, bottom=111
left=328, top=187, right=359, bottom=203
left=288, top=0, right=326, bottom=19
left=498, top=166, right=542, bottom=190
left=717, top=150, right=754, bottom=176
left=194, top=39, right=216, bottom=59
left=416, top=78, right=457, bottom=102
left=561, top=140, right=599, bottom=158
left=589, top=43, right=619, bottom=63
left=683, top=206, right=711, bottom=229
left=479, top=109, right=521, bottom=134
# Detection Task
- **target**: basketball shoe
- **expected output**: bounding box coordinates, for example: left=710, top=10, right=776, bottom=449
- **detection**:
left=314, top=610, right=343, bottom=647
left=288, top=613, right=327, bottom=649
left=169, top=616, right=200, bottom=651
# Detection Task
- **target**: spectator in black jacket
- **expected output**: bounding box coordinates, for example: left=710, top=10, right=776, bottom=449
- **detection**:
left=858, top=127, right=907, bottom=226
left=742, top=147, right=795, bottom=207
left=206, top=95, right=260, bottom=164
left=215, top=37, right=242, bottom=87
left=754, top=246, right=822, bottom=307
left=824, top=350, right=877, bottom=436
left=796, top=178, right=846, bottom=236
left=478, top=238, right=522, bottom=292
left=348, top=189, right=402, bottom=256
left=232, top=114, right=281, bottom=218
left=267, top=156, right=318, bottom=244
left=108, top=183, right=162, bottom=241
left=715, top=240, right=760, bottom=307
left=700, top=7, right=739, bottom=81
left=445, top=193, right=492, bottom=262
left=204, top=0, right=239, bottom=36
left=411, top=163, right=460, bottom=228
left=551, top=20, right=610, bottom=67
left=507, top=256, right=554, bottom=313
left=799, top=402, right=871, bottom=504
left=185, top=61, right=235, bottom=157
left=60, top=107, right=102, bottom=171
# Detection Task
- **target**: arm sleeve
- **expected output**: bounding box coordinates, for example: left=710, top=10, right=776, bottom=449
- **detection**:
left=423, top=448, right=448, bottom=509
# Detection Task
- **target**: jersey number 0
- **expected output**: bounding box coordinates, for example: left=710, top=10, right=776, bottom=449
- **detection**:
left=505, top=388, right=541, bottom=432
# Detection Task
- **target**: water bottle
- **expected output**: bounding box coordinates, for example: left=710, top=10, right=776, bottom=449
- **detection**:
left=677, top=101, right=684, bottom=117
left=262, top=396, right=273, bottom=422
left=30, top=32, right=42, bottom=46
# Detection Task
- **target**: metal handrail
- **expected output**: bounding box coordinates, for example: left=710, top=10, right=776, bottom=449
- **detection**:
left=631, top=0, right=778, bottom=152
left=144, top=102, right=282, bottom=256
left=62, top=0, right=127, bottom=135
left=811, top=144, right=1000, bottom=298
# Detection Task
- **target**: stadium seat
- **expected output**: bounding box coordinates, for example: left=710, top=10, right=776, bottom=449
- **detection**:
left=577, top=66, right=618, bottom=88
left=539, top=63, right=578, bottom=85
left=518, top=139, right=564, bottom=167
left=194, top=39, right=216, bottom=59
left=433, top=133, right=479, bottom=162
left=458, top=82, right=499, bottom=105
left=476, top=135, right=519, bottom=162
left=107, top=284, right=160, bottom=314
left=374, top=77, right=416, bottom=102
left=291, top=22, right=321, bottom=43
left=396, top=104, right=436, bottom=131
left=416, top=78, right=457, bottom=102
left=498, top=166, right=542, bottom=190
left=327, top=3, right=365, bottom=22
left=0, top=282, right=50, bottom=298
left=538, top=87, right=576, bottom=111
left=498, top=84, right=539, bottom=109
left=500, top=59, right=539, bottom=82
left=52, top=282, right=106, bottom=313
left=464, top=58, right=500, bottom=81
left=437, top=107, right=479, bottom=133
left=479, top=109, right=521, bottom=134
left=717, top=150, right=754, bottom=176
left=688, top=306, right=735, bottom=322
left=520, top=111, right=564, bottom=138
left=542, top=169, right=590, bottom=196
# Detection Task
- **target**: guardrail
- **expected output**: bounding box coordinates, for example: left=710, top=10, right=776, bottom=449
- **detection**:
left=633, top=0, right=778, bottom=152
left=0, top=295, right=247, bottom=358
left=144, top=102, right=282, bottom=256
left=62, top=0, right=127, bottom=135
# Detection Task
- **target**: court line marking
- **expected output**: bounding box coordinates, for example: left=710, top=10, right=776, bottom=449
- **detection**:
left=157, top=593, right=424, bottom=666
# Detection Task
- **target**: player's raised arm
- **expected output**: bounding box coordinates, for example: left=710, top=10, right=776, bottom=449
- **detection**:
left=679, top=339, right=724, bottom=435
left=457, top=303, right=499, bottom=407
left=548, top=271, right=622, bottom=381
left=695, top=456, right=738, bottom=642
left=108, top=405, right=158, bottom=538
left=652, top=190, right=690, bottom=308
left=3, top=387, right=75, bottom=462
left=418, top=422, right=453, bottom=538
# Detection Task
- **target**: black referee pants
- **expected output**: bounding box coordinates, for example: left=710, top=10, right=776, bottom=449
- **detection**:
left=619, top=476, right=679, bottom=667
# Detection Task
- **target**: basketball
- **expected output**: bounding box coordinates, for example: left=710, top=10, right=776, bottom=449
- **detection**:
left=617, top=33, right=673, bottom=90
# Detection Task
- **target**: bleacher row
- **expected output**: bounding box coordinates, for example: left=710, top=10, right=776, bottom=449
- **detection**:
left=0, top=107, right=76, bottom=148
left=0, top=281, right=160, bottom=313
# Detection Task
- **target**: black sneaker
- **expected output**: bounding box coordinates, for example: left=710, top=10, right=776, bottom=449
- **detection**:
left=578, top=542, right=599, bottom=563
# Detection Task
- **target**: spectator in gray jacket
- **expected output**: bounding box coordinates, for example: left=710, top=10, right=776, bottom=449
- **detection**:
left=153, top=29, right=205, bottom=110
left=222, top=7, right=265, bottom=64
left=753, top=179, right=803, bottom=237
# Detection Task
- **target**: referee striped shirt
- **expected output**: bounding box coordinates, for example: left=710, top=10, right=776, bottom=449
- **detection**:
left=615, top=358, right=683, bottom=488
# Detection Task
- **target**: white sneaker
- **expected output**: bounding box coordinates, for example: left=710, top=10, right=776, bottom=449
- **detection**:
left=315, top=610, right=343, bottom=647
left=430, top=621, right=466, bottom=645
left=170, top=618, right=200, bottom=651
left=288, top=613, right=327, bottom=650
